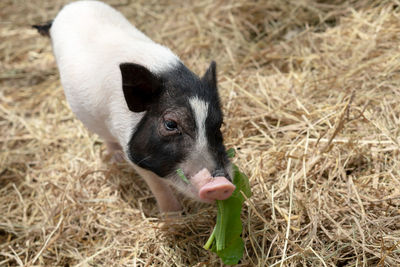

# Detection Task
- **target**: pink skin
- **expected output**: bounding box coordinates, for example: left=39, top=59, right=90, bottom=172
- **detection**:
left=191, top=168, right=235, bottom=202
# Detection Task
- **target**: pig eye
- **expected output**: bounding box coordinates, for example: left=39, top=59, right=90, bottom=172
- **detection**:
left=164, top=120, right=178, bottom=131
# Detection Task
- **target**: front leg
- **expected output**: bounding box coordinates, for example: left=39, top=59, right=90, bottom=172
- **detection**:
left=133, top=165, right=182, bottom=213
left=105, top=141, right=125, bottom=163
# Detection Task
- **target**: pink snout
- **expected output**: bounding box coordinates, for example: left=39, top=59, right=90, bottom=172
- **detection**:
left=190, top=168, right=235, bottom=202
left=199, top=177, right=236, bottom=201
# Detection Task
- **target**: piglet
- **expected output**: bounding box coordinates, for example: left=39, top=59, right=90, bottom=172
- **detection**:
left=33, top=0, right=235, bottom=213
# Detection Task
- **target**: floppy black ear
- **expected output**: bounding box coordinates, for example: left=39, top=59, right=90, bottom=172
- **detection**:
left=120, top=63, right=161, bottom=112
left=202, top=61, right=217, bottom=88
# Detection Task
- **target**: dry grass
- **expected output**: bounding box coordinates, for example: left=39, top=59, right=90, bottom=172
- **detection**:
left=1, top=0, right=400, bottom=266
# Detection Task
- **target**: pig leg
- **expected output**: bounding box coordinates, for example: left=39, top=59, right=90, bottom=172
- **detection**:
left=105, top=141, right=125, bottom=163
left=133, top=166, right=182, bottom=213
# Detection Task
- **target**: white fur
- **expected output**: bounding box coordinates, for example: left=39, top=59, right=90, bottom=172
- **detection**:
left=189, top=97, right=209, bottom=151
left=50, top=0, right=180, bottom=150
left=179, top=96, right=215, bottom=184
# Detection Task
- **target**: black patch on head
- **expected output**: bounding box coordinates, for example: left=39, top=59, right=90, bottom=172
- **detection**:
left=128, top=114, right=188, bottom=177
left=205, top=103, right=227, bottom=171
left=126, top=61, right=229, bottom=178
left=202, top=63, right=230, bottom=180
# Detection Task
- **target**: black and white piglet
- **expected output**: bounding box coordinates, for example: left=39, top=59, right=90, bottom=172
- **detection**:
left=34, top=1, right=235, bottom=213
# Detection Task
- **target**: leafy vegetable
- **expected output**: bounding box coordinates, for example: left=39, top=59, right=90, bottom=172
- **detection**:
left=177, top=168, right=189, bottom=184
left=203, top=152, right=251, bottom=265
left=226, top=147, right=236, bottom=158
left=176, top=149, right=251, bottom=265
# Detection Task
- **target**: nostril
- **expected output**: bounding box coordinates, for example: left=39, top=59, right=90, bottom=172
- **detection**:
left=206, top=189, right=215, bottom=195
left=204, top=187, right=234, bottom=200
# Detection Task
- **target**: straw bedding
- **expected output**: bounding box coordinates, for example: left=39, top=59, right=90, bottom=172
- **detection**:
left=1, top=0, right=400, bottom=266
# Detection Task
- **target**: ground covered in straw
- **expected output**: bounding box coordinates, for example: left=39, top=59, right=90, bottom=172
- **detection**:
left=1, top=0, right=400, bottom=266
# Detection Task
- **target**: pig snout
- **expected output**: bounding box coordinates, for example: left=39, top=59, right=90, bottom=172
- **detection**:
left=191, top=168, right=235, bottom=202
left=199, top=177, right=236, bottom=201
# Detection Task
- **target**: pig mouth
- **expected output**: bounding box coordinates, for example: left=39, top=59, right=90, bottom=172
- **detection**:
left=190, top=168, right=235, bottom=203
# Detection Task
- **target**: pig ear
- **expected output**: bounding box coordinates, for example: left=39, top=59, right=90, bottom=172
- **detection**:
left=202, top=61, right=217, bottom=88
left=119, top=63, right=161, bottom=112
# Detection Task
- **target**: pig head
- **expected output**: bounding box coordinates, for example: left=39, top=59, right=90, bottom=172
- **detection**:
left=120, top=61, right=235, bottom=212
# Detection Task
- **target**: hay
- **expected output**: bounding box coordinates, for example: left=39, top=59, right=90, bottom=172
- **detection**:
left=1, top=0, right=400, bottom=265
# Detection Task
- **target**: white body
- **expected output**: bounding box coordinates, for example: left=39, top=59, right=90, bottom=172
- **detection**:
left=50, top=0, right=180, bottom=150
left=51, top=1, right=183, bottom=212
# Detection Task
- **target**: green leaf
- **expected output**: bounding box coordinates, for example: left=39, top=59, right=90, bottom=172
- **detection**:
left=232, top=165, right=252, bottom=198
left=226, top=148, right=236, bottom=158
left=177, top=168, right=189, bottom=184
left=217, top=236, right=244, bottom=265
left=204, top=163, right=251, bottom=265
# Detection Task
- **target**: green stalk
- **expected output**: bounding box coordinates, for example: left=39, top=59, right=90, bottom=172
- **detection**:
left=177, top=168, right=189, bottom=184
left=203, top=226, right=216, bottom=250
left=215, top=200, right=226, bottom=251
